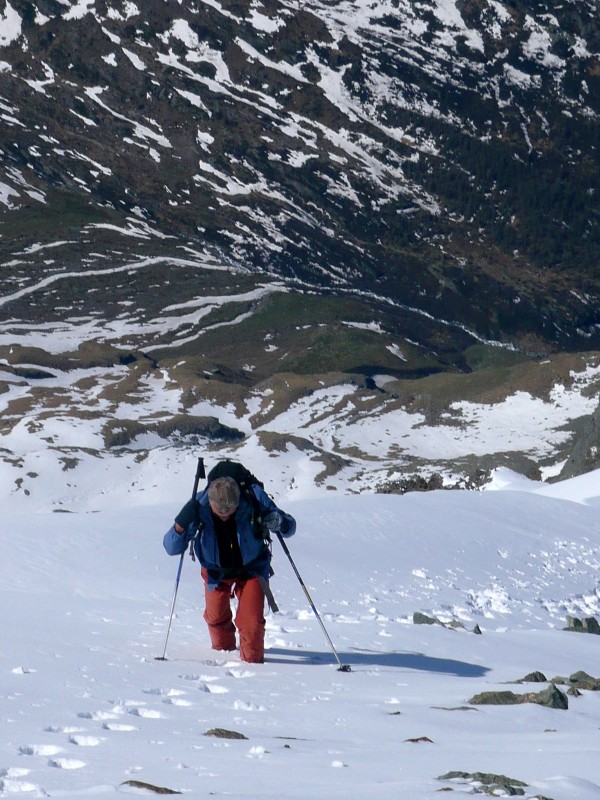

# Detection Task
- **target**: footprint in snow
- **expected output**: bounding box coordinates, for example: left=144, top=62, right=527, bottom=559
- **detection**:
left=44, top=725, right=85, bottom=733
left=18, top=745, right=62, bottom=756
left=77, top=710, right=119, bottom=721
left=69, top=735, right=103, bottom=746
left=0, top=779, right=41, bottom=793
left=162, top=697, right=193, bottom=706
left=48, top=758, right=86, bottom=769
left=0, top=768, right=40, bottom=794
left=227, top=669, right=254, bottom=679
left=142, top=687, right=192, bottom=705
left=143, top=687, right=185, bottom=697
left=233, top=700, right=265, bottom=711
left=202, top=658, right=239, bottom=668
left=102, top=722, right=137, bottom=732
left=179, top=673, right=229, bottom=693
left=192, top=680, right=228, bottom=694
left=1, top=768, right=31, bottom=778
left=127, top=707, right=165, bottom=718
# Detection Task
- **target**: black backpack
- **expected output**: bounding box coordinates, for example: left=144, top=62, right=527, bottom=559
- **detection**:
left=206, top=460, right=265, bottom=539
left=206, top=460, right=280, bottom=610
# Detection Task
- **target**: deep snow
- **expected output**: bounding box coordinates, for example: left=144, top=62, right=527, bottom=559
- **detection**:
left=3, top=466, right=600, bottom=798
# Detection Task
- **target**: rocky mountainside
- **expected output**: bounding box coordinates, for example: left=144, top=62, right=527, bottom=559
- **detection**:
left=0, top=0, right=599, bottom=501
left=1, top=0, right=599, bottom=357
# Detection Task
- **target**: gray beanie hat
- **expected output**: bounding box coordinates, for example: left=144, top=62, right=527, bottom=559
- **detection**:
left=208, top=476, right=240, bottom=516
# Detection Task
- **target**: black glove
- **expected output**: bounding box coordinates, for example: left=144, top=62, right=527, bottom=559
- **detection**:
left=262, top=511, right=282, bottom=535
left=175, top=498, right=200, bottom=533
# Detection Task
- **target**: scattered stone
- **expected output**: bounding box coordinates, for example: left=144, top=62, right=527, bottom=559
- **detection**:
left=468, top=685, right=568, bottom=710
left=413, top=612, right=439, bottom=626
left=551, top=670, right=600, bottom=691
left=103, top=415, right=245, bottom=449
left=469, top=690, right=524, bottom=706
left=564, top=615, right=600, bottom=634
left=570, top=670, right=597, bottom=684
left=515, top=671, right=547, bottom=683
left=404, top=736, right=434, bottom=743
left=412, top=612, right=465, bottom=630
left=204, top=727, right=248, bottom=740
left=571, top=670, right=600, bottom=689
left=533, top=686, right=569, bottom=709
left=473, top=624, right=482, bottom=635
left=120, top=780, right=181, bottom=795
left=432, top=706, right=479, bottom=712
left=559, top=400, right=600, bottom=480
left=377, top=470, right=492, bottom=494
left=438, top=771, right=527, bottom=796
left=568, top=687, right=583, bottom=697
left=377, top=472, right=444, bottom=494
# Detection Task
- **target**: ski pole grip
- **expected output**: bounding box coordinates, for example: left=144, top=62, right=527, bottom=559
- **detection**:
left=193, top=457, right=205, bottom=498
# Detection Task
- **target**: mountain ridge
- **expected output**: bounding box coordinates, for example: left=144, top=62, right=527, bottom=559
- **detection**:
left=1, top=0, right=599, bottom=356
left=1, top=0, right=599, bottom=499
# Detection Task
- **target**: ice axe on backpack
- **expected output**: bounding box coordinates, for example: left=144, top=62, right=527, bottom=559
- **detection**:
left=274, top=531, right=351, bottom=673
left=156, top=456, right=205, bottom=661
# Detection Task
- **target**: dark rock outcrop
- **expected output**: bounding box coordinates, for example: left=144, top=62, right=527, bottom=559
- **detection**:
left=1, top=0, right=600, bottom=360
left=469, top=685, right=568, bottom=710
left=558, top=404, right=600, bottom=480
left=564, top=615, right=600, bottom=634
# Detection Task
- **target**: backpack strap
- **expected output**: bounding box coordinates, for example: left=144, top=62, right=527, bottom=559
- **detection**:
left=239, top=480, right=265, bottom=539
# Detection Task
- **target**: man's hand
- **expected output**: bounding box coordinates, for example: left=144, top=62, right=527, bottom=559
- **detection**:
left=174, top=498, right=200, bottom=534
left=262, top=511, right=282, bottom=534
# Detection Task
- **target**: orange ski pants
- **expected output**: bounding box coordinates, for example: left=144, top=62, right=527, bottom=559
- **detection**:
left=201, top=568, right=266, bottom=663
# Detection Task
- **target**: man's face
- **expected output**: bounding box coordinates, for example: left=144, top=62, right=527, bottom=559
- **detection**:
left=210, top=504, right=237, bottom=521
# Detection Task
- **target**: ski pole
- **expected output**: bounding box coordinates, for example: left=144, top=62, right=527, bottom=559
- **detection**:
left=156, top=456, right=205, bottom=661
left=276, top=532, right=351, bottom=672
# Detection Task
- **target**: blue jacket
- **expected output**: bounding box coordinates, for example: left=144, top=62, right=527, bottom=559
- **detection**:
left=163, top=484, right=296, bottom=590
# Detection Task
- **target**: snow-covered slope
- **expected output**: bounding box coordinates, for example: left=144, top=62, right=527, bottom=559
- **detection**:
left=2, top=349, right=600, bottom=510
left=4, top=467, right=600, bottom=798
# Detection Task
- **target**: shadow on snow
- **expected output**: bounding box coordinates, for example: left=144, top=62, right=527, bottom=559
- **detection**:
left=266, top=647, right=489, bottom=677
